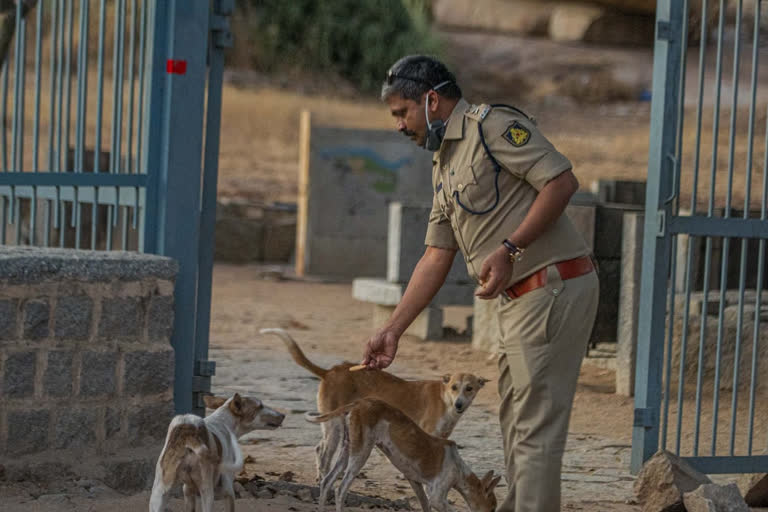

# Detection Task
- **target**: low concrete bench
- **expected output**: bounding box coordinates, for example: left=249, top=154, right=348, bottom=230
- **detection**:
left=352, top=202, right=474, bottom=340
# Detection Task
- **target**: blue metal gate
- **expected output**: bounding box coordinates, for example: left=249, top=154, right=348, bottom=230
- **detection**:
left=633, top=0, right=768, bottom=473
left=0, top=0, right=231, bottom=415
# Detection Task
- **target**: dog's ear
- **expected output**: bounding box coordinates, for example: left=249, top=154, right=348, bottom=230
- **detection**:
left=442, top=374, right=451, bottom=384
left=478, top=377, right=490, bottom=387
left=486, top=474, right=501, bottom=492
left=203, top=394, right=226, bottom=410
left=480, top=470, right=494, bottom=486
left=229, top=393, right=243, bottom=416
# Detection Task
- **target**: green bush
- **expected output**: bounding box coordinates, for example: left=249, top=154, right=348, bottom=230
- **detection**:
left=234, top=0, right=439, bottom=92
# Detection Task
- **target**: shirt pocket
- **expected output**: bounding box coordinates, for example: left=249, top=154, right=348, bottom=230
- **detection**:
left=452, top=160, right=498, bottom=215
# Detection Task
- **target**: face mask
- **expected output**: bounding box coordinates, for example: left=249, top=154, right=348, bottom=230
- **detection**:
left=423, top=80, right=452, bottom=152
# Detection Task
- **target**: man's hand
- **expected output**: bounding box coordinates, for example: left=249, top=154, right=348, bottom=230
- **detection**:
left=361, top=329, right=400, bottom=370
left=476, top=246, right=513, bottom=299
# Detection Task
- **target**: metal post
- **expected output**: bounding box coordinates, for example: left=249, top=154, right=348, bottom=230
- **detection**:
left=631, top=0, right=684, bottom=474
left=142, top=0, right=209, bottom=414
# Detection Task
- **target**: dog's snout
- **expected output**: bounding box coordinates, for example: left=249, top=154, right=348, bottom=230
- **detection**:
left=454, top=400, right=465, bottom=412
left=268, top=411, right=285, bottom=427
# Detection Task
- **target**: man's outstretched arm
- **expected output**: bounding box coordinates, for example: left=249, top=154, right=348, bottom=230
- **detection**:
left=362, top=245, right=457, bottom=369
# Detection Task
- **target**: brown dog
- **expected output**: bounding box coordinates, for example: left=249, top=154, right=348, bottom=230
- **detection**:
left=306, top=398, right=501, bottom=512
left=260, top=328, right=488, bottom=481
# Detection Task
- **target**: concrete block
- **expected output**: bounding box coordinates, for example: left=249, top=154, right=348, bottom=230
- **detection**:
left=593, top=259, right=620, bottom=343
left=44, top=351, right=73, bottom=397
left=299, top=125, right=433, bottom=278
left=23, top=299, right=50, bottom=340
left=3, top=351, right=37, bottom=397
left=683, top=483, right=749, bottom=512
left=99, top=297, right=142, bottom=341
left=263, top=216, right=296, bottom=263
left=373, top=304, right=443, bottom=341
left=471, top=295, right=500, bottom=353
left=123, top=350, right=174, bottom=396
left=616, top=211, right=643, bottom=396
left=53, top=408, right=97, bottom=450
left=54, top=296, right=93, bottom=340
left=594, top=179, right=647, bottom=206
left=105, top=407, right=122, bottom=440
left=127, top=401, right=174, bottom=441
left=634, top=450, right=711, bottom=512
left=80, top=352, right=118, bottom=397
left=386, top=202, right=469, bottom=284
left=214, top=216, right=264, bottom=263
left=7, top=409, right=50, bottom=456
left=0, top=298, right=18, bottom=340
left=101, top=458, right=155, bottom=492
left=0, top=246, right=177, bottom=283
left=352, top=278, right=475, bottom=307
left=565, top=204, right=596, bottom=252
left=594, top=205, right=625, bottom=259
left=148, top=295, right=174, bottom=342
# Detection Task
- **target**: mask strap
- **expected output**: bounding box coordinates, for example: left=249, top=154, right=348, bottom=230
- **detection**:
left=424, top=80, right=453, bottom=128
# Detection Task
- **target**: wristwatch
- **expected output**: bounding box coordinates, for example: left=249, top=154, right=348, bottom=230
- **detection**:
left=502, top=239, right=525, bottom=263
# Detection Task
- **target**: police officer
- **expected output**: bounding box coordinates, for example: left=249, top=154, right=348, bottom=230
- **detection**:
left=360, top=55, right=600, bottom=512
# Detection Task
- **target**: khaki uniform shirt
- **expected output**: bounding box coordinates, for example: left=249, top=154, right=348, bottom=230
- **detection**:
left=425, top=98, right=589, bottom=286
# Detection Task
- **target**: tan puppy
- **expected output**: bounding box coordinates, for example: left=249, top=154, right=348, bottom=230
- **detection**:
left=260, top=328, right=488, bottom=481
left=149, top=393, right=284, bottom=512
left=306, top=398, right=501, bottom=512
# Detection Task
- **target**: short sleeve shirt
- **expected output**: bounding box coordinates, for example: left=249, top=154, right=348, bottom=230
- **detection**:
left=426, top=99, right=590, bottom=285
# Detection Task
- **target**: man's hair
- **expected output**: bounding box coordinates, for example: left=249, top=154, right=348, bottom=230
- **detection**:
left=381, top=55, right=462, bottom=102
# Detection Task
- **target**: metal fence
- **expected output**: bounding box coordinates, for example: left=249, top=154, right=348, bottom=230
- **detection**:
left=0, top=0, right=150, bottom=250
left=0, top=0, right=232, bottom=415
left=633, top=0, right=768, bottom=474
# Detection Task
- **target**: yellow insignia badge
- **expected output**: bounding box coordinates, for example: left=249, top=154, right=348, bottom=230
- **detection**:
left=503, top=121, right=530, bottom=147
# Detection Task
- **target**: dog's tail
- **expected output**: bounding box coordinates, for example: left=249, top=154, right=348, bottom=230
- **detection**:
left=304, top=402, right=357, bottom=424
left=260, top=327, right=328, bottom=378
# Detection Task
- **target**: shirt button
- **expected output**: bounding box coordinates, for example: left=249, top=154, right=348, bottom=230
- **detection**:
left=552, top=288, right=560, bottom=296
left=457, top=184, right=464, bottom=191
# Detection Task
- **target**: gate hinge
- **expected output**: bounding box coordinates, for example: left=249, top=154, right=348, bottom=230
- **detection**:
left=196, top=359, right=217, bottom=377
left=634, top=408, right=657, bottom=429
left=211, top=0, right=234, bottom=49
left=657, top=20, right=672, bottom=41
left=656, top=210, right=666, bottom=237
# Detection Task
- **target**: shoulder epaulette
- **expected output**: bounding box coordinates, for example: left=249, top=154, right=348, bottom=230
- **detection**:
left=464, top=103, right=491, bottom=123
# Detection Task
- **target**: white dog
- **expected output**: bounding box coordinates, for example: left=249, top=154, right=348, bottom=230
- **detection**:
left=149, top=393, right=284, bottom=512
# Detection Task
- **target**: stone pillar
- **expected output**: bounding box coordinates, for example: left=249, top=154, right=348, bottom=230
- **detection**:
left=616, top=211, right=643, bottom=396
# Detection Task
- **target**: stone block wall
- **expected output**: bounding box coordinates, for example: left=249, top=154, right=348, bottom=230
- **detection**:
left=0, top=247, right=178, bottom=491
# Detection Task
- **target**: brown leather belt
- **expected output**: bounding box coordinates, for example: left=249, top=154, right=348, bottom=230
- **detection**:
left=505, top=255, right=594, bottom=299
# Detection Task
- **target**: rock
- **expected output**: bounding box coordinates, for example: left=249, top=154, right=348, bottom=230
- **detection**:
left=279, top=471, right=295, bottom=482
left=234, top=482, right=246, bottom=498
left=683, top=483, right=749, bottom=512
left=36, top=494, right=70, bottom=507
left=738, top=472, right=768, bottom=507
left=297, top=488, right=314, bottom=502
left=433, top=0, right=553, bottom=36
left=634, top=450, right=712, bottom=512
left=548, top=4, right=655, bottom=46
left=256, top=488, right=275, bottom=499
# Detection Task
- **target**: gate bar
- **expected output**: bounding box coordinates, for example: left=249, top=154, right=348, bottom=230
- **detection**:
left=631, top=0, right=685, bottom=473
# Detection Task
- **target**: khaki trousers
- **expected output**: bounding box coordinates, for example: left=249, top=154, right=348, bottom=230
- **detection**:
left=496, top=264, right=599, bottom=512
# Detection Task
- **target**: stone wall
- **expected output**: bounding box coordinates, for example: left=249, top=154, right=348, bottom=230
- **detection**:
left=0, top=247, right=177, bottom=491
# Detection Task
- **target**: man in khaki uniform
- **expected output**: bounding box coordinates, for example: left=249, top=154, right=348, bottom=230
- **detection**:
left=360, top=55, right=599, bottom=512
